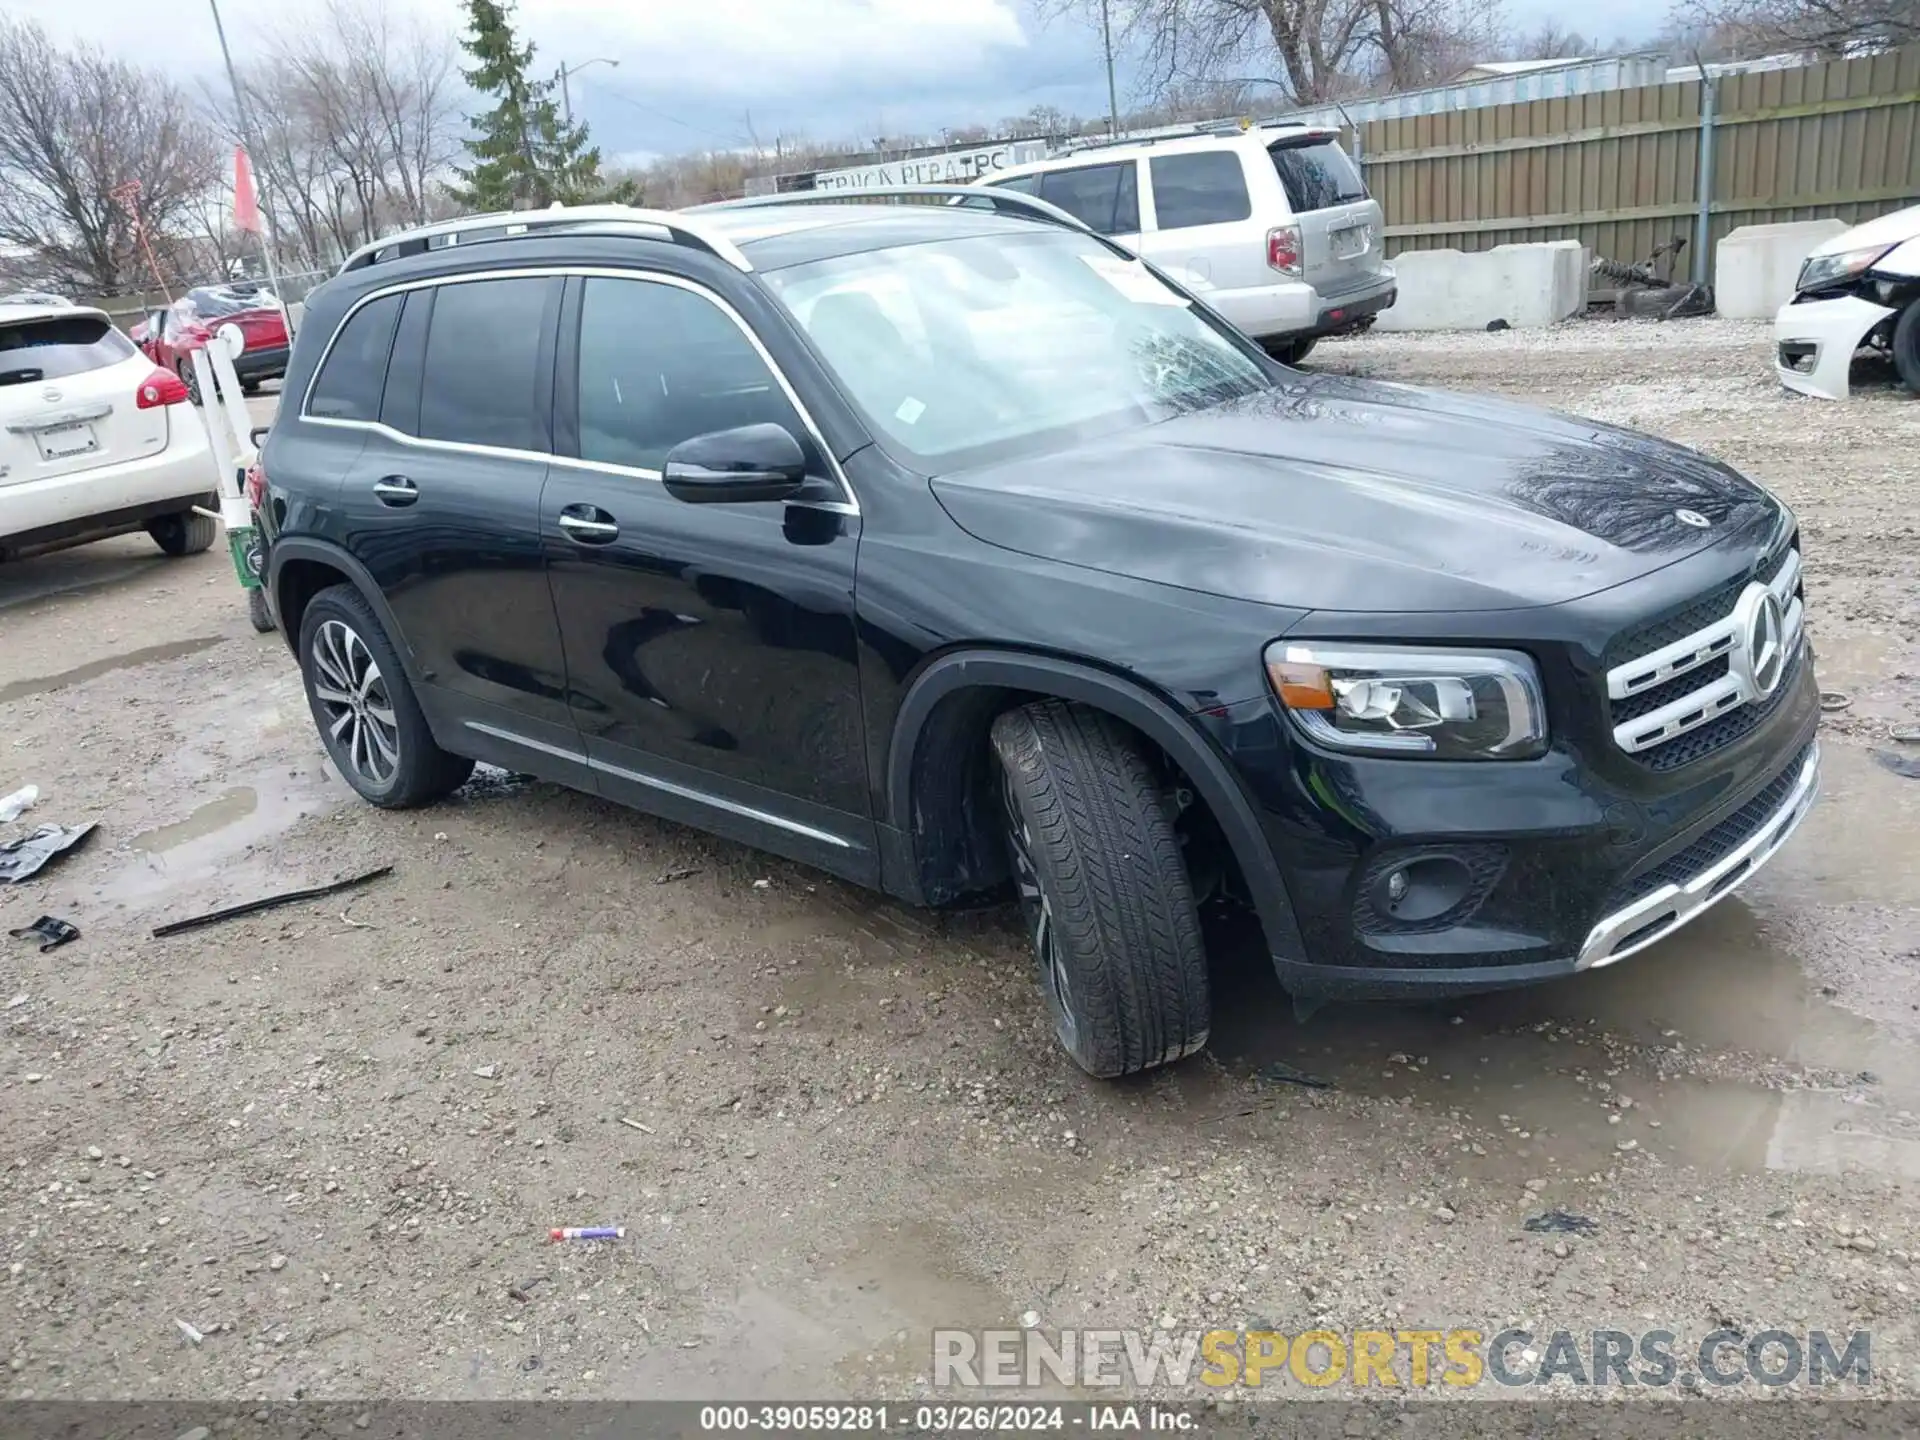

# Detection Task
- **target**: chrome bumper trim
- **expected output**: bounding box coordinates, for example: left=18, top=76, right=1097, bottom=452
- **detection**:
left=1577, top=742, right=1820, bottom=971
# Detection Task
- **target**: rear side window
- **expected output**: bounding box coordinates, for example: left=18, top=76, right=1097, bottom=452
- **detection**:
left=1269, top=139, right=1368, bottom=212
left=307, top=294, right=402, bottom=421
left=0, top=315, right=136, bottom=386
left=989, top=174, right=1042, bottom=196
left=1038, top=162, right=1139, bottom=235
left=418, top=277, right=554, bottom=453
left=574, top=276, right=804, bottom=473
left=1149, top=151, right=1252, bottom=230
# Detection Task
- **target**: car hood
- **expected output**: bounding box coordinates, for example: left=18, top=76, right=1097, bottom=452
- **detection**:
left=929, top=374, right=1781, bottom=614
left=1810, top=201, right=1920, bottom=256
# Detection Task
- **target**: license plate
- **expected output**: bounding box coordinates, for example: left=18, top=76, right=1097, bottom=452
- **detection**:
left=1331, top=225, right=1372, bottom=260
left=33, top=421, right=97, bottom=460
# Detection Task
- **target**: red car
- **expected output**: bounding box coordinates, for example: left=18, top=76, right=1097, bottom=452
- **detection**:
left=137, top=283, right=289, bottom=402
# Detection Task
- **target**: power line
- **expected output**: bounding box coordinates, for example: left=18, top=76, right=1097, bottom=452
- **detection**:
left=575, top=80, right=750, bottom=145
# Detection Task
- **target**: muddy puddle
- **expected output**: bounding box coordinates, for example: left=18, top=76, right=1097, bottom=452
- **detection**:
left=1193, top=740, right=1920, bottom=1184
left=98, top=765, right=352, bottom=909
left=94, top=760, right=535, bottom=916
left=0, top=636, right=225, bottom=705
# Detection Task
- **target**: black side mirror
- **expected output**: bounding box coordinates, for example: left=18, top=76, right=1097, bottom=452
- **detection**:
left=662, top=423, right=807, bottom=505
left=250, top=426, right=271, bottom=448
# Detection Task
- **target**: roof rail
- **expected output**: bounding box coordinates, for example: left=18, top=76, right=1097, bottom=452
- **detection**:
left=1055, top=116, right=1317, bottom=156
left=338, top=204, right=753, bottom=276
left=692, top=185, right=1090, bottom=234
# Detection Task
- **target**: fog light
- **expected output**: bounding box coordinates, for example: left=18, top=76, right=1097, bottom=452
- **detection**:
left=1372, top=856, right=1473, bottom=925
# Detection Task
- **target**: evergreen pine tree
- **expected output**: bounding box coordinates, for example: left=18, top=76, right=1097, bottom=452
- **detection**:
left=454, top=0, right=631, bottom=210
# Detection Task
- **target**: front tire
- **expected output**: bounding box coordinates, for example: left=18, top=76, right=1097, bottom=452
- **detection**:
left=1893, top=299, right=1920, bottom=396
left=298, top=585, right=473, bottom=808
left=247, top=586, right=275, bottom=633
left=990, top=701, right=1210, bottom=1078
left=177, top=361, right=202, bottom=406
left=147, top=510, right=216, bottom=557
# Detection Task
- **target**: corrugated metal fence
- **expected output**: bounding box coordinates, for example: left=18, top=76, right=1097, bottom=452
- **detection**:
left=1361, top=43, right=1920, bottom=282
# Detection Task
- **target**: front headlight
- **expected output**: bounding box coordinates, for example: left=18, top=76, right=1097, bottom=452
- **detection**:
left=1265, top=642, right=1547, bottom=760
left=1796, top=244, right=1893, bottom=293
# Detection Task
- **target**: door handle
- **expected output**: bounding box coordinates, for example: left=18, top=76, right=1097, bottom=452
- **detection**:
left=558, top=505, right=619, bottom=543
left=372, top=475, right=418, bottom=506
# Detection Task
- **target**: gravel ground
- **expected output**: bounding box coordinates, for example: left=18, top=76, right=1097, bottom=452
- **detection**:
left=1, top=324, right=1917, bottom=1405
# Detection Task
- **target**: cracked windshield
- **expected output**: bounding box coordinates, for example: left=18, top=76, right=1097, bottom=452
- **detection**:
left=764, top=229, right=1269, bottom=464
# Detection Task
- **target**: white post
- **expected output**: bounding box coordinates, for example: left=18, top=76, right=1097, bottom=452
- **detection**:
left=188, top=348, right=243, bottom=514
left=208, top=325, right=255, bottom=464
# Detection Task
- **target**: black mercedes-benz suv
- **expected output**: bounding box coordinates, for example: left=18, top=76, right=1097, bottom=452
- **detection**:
left=257, top=191, right=1820, bottom=1078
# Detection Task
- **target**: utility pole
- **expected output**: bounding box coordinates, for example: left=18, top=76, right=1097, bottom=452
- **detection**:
left=1100, top=0, right=1121, bottom=138
left=207, top=0, right=293, bottom=334
left=556, top=56, right=620, bottom=126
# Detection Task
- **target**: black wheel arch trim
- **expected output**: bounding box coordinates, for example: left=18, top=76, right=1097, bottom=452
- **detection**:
left=266, top=537, right=423, bottom=683
left=885, top=648, right=1308, bottom=966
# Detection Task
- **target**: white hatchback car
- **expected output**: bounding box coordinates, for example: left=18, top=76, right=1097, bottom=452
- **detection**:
left=978, top=122, right=1396, bottom=362
left=1, top=300, right=218, bottom=562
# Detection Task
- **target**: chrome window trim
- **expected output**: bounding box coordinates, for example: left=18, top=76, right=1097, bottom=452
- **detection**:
left=298, top=265, right=859, bottom=515
left=462, top=721, right=854, bottom=850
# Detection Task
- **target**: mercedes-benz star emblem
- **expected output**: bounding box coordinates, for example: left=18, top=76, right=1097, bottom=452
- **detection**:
left=1730, top=583, right=1787, bottom=699
left=1674, top=508, right=1712, bottom=529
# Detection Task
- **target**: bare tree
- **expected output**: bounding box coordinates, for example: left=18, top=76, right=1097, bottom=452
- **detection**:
left=1042, top=0, right=1506, bottom=105
left=0, top=19, right=218, bottom=294
left=1511, top=21, right=1596, bottom=57
left=1671, top=0, right=1917, bottom=55
left=209, top=0, right=461, bottom=269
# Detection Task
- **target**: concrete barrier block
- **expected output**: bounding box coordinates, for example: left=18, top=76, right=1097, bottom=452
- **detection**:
left=1715, top=220, right=1849, bottom=319
left=1375, top=241, right=1585, bottom=331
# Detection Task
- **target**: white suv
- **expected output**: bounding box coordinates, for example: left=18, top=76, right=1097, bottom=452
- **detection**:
left=980, top=123, right=1395, bottom=362
left=1, top=301, right=218, bottom=562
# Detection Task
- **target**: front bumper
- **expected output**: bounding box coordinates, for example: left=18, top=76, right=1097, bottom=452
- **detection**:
left=1211, top=626, right=1821, bottom=1001
left=1578, top=741, right=1818, bottom=968
left=1774, top=293, right=1893, bottom=400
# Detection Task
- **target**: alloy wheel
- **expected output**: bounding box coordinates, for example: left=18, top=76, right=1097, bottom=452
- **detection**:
left=1001, top=766, right=1076, bottom=1051
left=310, top=619, right=401, bottom=787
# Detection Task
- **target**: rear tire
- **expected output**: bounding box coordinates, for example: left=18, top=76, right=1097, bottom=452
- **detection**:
left=247, top=586, right=275, bottom=633
left=241, top=378, right=261, bottom=397
left=990, top=700, right=1210, bottom=1078
left=147, top=510, right=216, bottom=557
left=298, top=584, right=473, bottom=809
left=1893, top=299, right=1920, bottom=396
left=177, top=361, right=201, bottom=406
left=1264, top=336, right=1317, bottom=366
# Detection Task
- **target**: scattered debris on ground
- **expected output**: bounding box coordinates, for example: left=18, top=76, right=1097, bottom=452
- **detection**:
left=0, top=822, right=95, bottom=884
left=148, top=864, right=393, bottom=937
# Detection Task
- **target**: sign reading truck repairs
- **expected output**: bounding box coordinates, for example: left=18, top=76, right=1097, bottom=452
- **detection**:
left=812, top=140, right=1048, bottom=192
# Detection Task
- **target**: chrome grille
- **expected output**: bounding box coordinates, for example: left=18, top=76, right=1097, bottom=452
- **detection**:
left=1607, top=538, right=1805, bottom=761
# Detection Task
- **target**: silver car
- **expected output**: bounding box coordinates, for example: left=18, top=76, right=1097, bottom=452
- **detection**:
left=981, top=123, right=1396, bottom=363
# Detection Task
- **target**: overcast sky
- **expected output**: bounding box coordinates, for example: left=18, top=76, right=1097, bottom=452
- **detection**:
left=15, top=0, right=1675, bottom=166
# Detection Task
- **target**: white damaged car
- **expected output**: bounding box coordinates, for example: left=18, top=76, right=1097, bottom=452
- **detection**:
left=1773, top=202, right=1920, bottom=400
